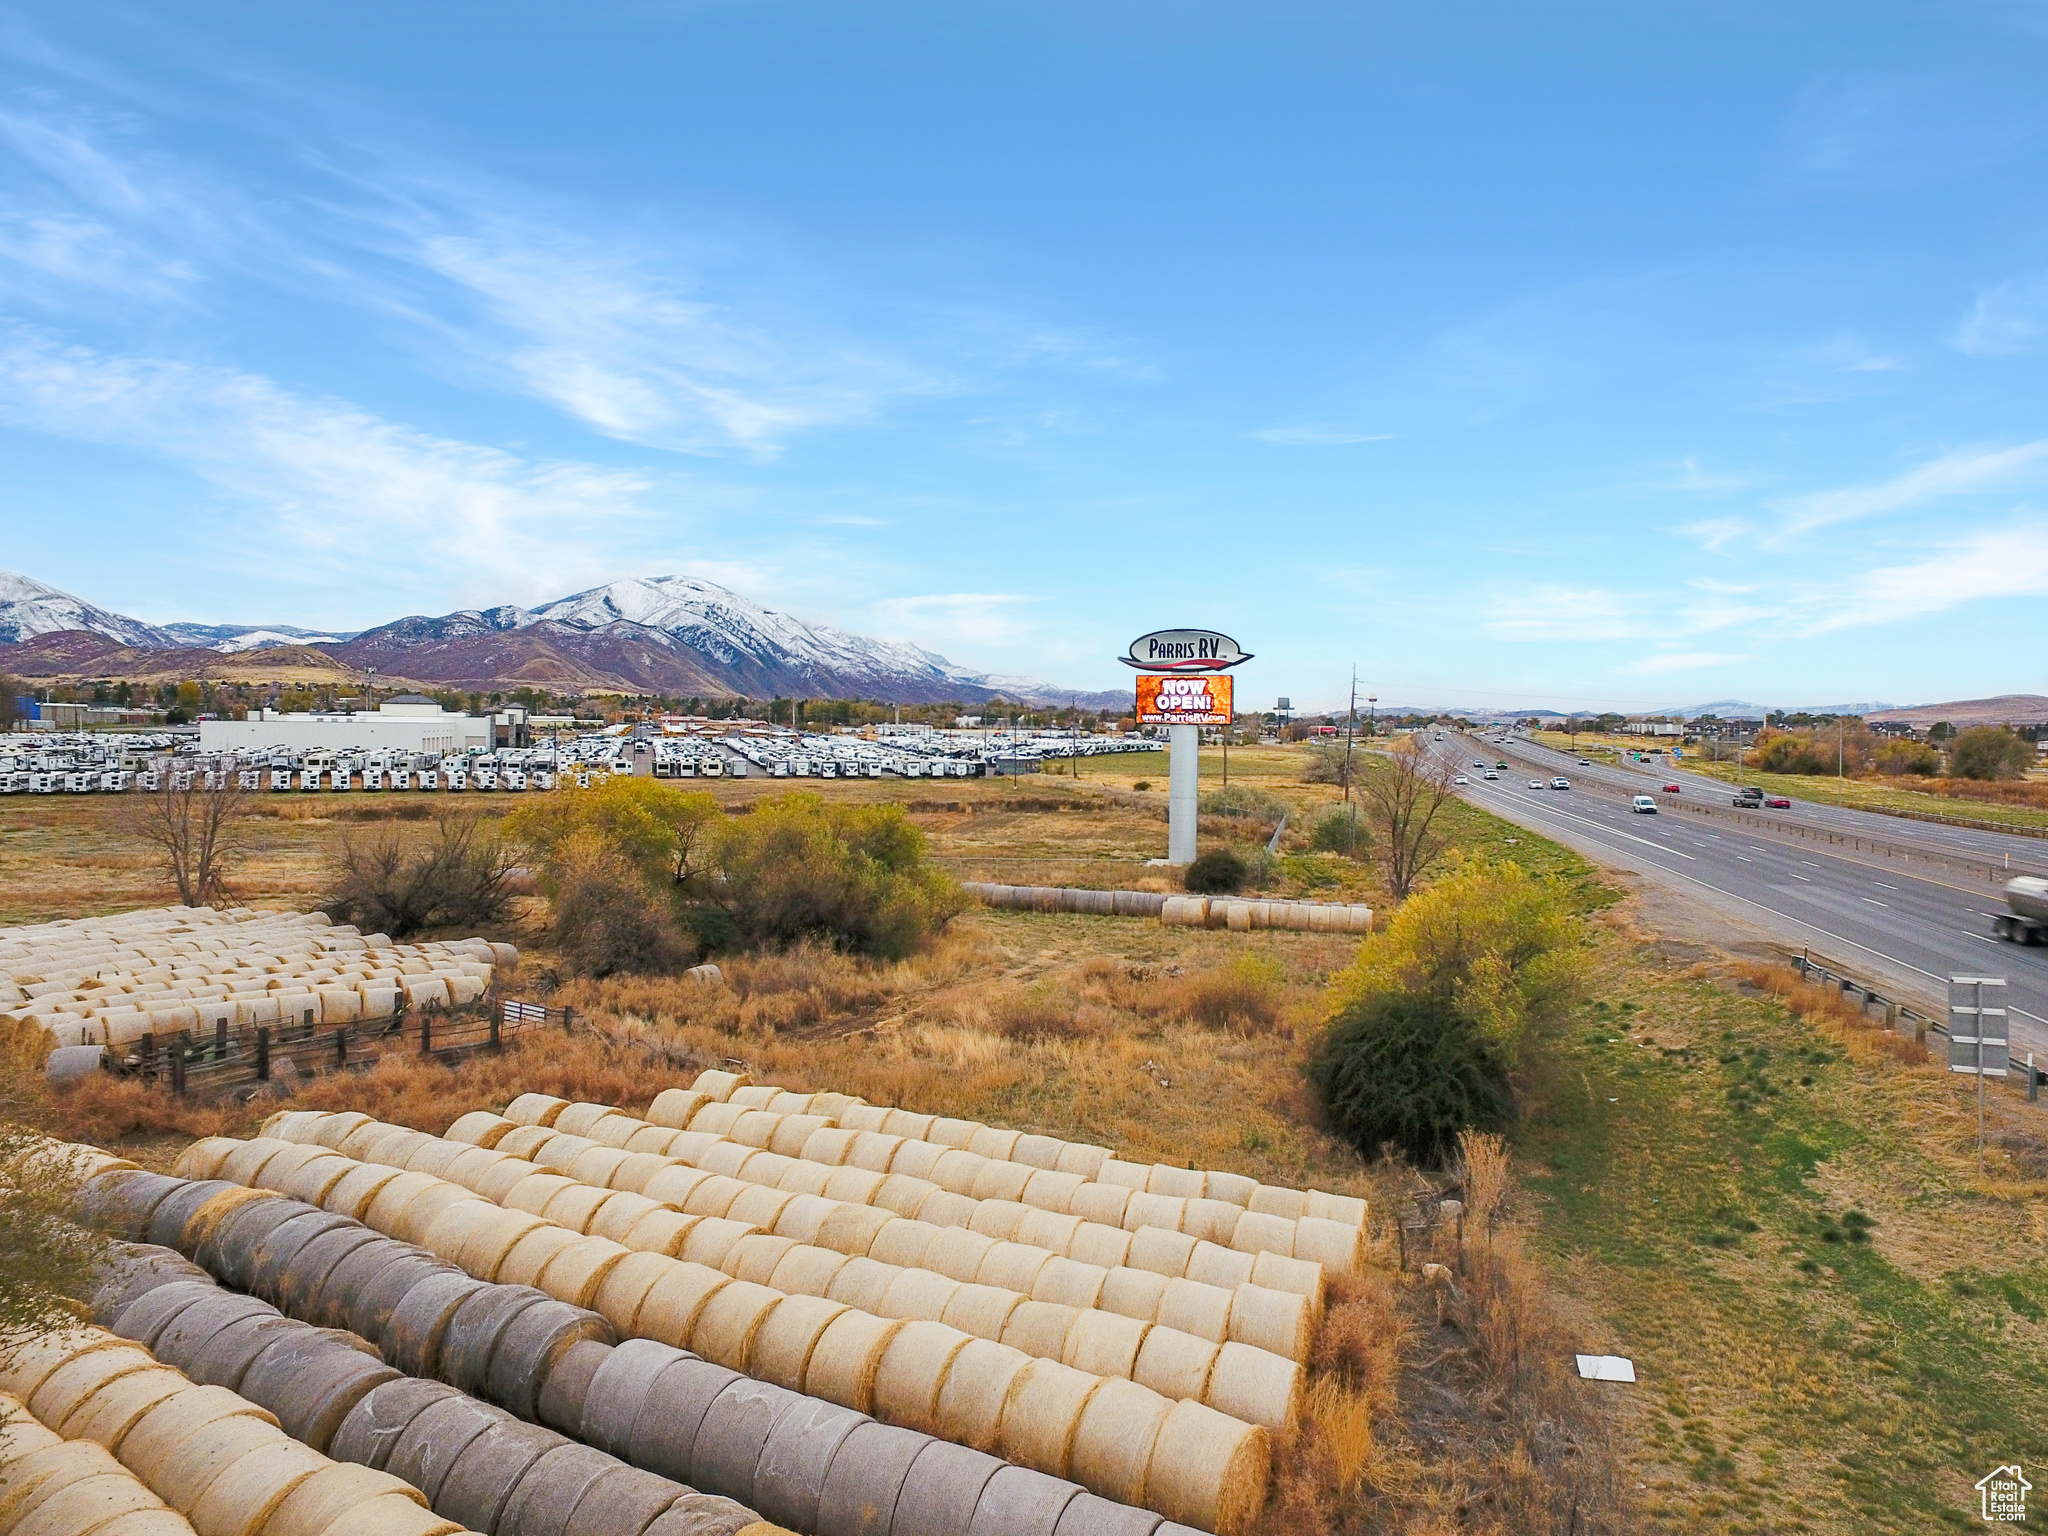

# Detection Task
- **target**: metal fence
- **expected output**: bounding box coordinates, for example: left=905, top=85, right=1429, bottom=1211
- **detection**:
left=120, top=992, right=578, bottom=1100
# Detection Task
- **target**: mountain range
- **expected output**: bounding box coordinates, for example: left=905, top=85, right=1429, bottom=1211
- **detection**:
left=0, top=571, right=1130, bottom=708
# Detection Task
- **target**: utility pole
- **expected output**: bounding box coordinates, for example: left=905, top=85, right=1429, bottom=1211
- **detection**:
left=1343, top=671, right=1359, bottom=856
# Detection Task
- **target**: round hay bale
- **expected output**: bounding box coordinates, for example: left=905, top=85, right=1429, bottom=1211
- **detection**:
left=635, top=1264, right=732, bottom=1347
left=891, top=1439, right=1004, bottom=1536
left=914, top=1191, right=978, bottom=1233
left=1244, top=1185, right=1305, bottom=1221
left=966, top=1162, right=1032, bottom=1204
left=243, top=1335, right=400, bottom=1452
left=926, top=1117, right=981, bottom=1150
left=800, top=1128, right=858, bottom=1166
left=1141, top=1400, right=1269, bottom=1536
left=1226, top=1283, right=1310, bottom=1363
left=91, top=1247, right=207, bottom=1328
left=1065, top=1185, right=1131, bottom=1230
left=306, top=1111, right=375, bottom=1150
left=110, top=1278, right=231, bottom=1351
left=1155, top=1278, right=1232, bottom=1344
left=59, top=1364, right=186, bottom=1450
left=729, top=1085, right=780, bottom=1111
left=0, top=1394, right=64, bottom=1458
left=878, top=1268, right=960, bottom=1323
left=1290, top=1217, right=1361, bottom=1277
left=964, top=1464, right=1080, bottom=1536
left=772, top=1161, right=834, bottom=1201
left=1095, top=1160, right=1149, bottom=1191
left=1028, top=1258, right=1107, bottom=1312
left=1202, top=1342, right=1301, bottom=1433
left=1015, top=1209, right=1084, bottom=1256
left=436, top=1418, right=569, bottom=1534
left=198, top=1194, right=303, bottom=1286
left=171, top=1138, right=239, bottom=1181
left=813, top=1419, right=932, bottom=1536
left=567, top=1146, right=634, bottom=1187
left=965, top=1200, right=1028, bottom=1241
left=750, top=1396, right=866, bottom=1533
left=1181, top=1199, right=1242, bottom=1248
left=1052, top=1144, right=1112, bottom=1182
left=678, top=1218, right=757, bottom=1271
left=998, top=1300, right=1081, bottom=1364
left=331, top=1376, right=463, bottom=1469
left=725, top=1186, right=797, bottom=1232
left=487, top=1298, right=616, bottom=1422
left=613, top=1150, right=680, bottom=1192
left=397, top=1140, right=467, bottom=1180
left=838, top=1105, right=891, bottom=1135
left=1096, top=1268, right=1169, bottom=1324
left=267, top=1462, right=428, bottom=1536
left=458, top=1209, right=551, bottom=1281
left=586, top=1115, right=643, bottom=1150
left=537, top=1236, right=632, bottom=1308
left=843, top=1133, right=904, bottom=1175
left=724, top=1234, right=800, bottom=1286
left=443, top=1146, right=512, bottom=1189
left=1020, top=1171, right=1086, bottom=1215
left=766, top=1115, right=832, bottom=1160
left=926, top=1150, right=986, bottom=1196
left=1184, top=1243, right=1256, bottom=1292
left=871, top=1320, right=971, bottom=1434
left=443, top=1284, right=551, bottom=1397
left=747, top=1293, right=848, bottom=1391
left=1246, top=1251, right=1321, bottom=1302
left=642, top=1166, right=716, bottom=1208
left=1061, top=1310, right=1150, bottom=1380
left=149, top=1411, right=286, bottom=1512
left=648, top=1088, right=712, bottom=1128
left=1010, top=1135, right=1064, bottom=1172
left=184, top=1187, right=283, bottom=1264
left=504, top=1172, right=579, bottom=1216
left=964, top=1126, right=1021, bottom=1162
left=536, top=1182, right=613, bottom=1233
left=444, top=1111, right=513, bottom=1147
left=276, top=1156, right=354, bottom=1208
left=185, top=1312, right=302, bottom=1391
left=996, top=1357, right=1102, bottom=1479
left=623, top=1209, right=701, bottom=1257
left=922, top=1227, right=997, bottom=1284
left=870, top=1174, right=935, bottom=1219
left=880, top=1109, right=935, bottom=1142
left=303, top=1491, right=462, bottom=1536
left=858, top=1217, right=937, bottom=1269
left=120, top=1387, right=276, bottom=1492
left=1144, top=1164, right=1204, bottom=1201
left=151, top=1292, right=278, bottom=1372
left=693, top=1141, right=754, bottom=1179
left=1120, top=1194, right=1186, bottom=1236
left=345, top=1251, right=458, bottom=1344
left=554, top=1457, right=681, bottom=1536
left=689, top=1281, right=782, bottom=1370
left=185, top=1436, right=329, bottom=1536
left=321, top=1165, right=401, bottom=1223
left=729, top=1110, right=780, bottom=1149
left=802, top=1310, right=905, bottom=1412
left=625, top=1355, right=741, bottom=1481
left=534, top=1133, right=596, bottom=1172
left=496, top=1126, right=559, bottom=1161
left=766, top=1194, right=836, bottom=1246
left=27, top=1345, right=158, bottom=1428
left=592, top=1251, right=686, bottom=1335
left=246, top=1209, right=355, bottom=1300
left=1070, top=1377, right=1173, bottom=1507
left=506, top=1093, right=569, bottom=1127
left=1201, top=1171, right=1256, bottom=1208
left=939, top=1284, right=1025, bottom=1343
left=691, top=1103, right=750, bottom=1137
left=384, top=1271, right=492, bottom=1377
left=1, top=1446, right=136, bottom=1531
left=975, top=1242, right=1051, bottom=1295
left=690, top=1376, right=801, bottom=1505
left=1051, top=1491, right=1168, bottom=1535
left=536, top=1338, right=612, bottom=1437
left=1131, top=1327, right=1219, bottom=1403
left=78, top=1170, right=183, bottom=1241
left=384, top=1394, right=509, bottom=1504
left=275, top=1226, right=386, bottom=1320
left=768, top=1244, right=849, bottom=1299
left=579, top=1337, right=690, bottom=1454
left=681, top=1177, right=749, bottom=1220
left=362, top=1172, right=444, bottom=1235
left=361, top=1128, right=433, bottom=1170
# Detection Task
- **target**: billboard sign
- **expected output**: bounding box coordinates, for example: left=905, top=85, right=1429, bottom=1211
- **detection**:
left=1122, top=629, right=1251, bottom=672
left=1136, top=673, right=1233, bottom=727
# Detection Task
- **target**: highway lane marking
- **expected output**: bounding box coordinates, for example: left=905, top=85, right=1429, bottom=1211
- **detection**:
left=1737, top=855, right=1753, bottom=862
left=1788, top=873, right=1811, bottom=881
left=1872, top=881, right=1899, bottom=891
left=1863, top=898, right=1889, bottom=907
left=1801, top=861, right=1820, bottom=867
left=1498, top=798, right=1698, bottom=859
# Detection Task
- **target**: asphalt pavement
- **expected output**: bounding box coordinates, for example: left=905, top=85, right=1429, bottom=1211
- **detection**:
left=1429, top=730, right=2048, bottom=1065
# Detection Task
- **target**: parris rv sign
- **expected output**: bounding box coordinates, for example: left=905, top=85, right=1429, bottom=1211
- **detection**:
left=1121, top=629, right=1252, bottom=672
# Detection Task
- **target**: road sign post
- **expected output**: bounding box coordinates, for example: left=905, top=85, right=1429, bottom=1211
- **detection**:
left=1949, top=974, right=2010, bottom=1172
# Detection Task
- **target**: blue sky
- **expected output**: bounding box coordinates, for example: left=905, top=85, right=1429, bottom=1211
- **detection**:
left=2, top=1, right=2045, bottom=711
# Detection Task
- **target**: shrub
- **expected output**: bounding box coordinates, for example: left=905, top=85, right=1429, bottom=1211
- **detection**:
left=1309, top=806, right=1368, bottom=857
left=1200, top=785, right=1288, bottom=823
left=708, top=794, right=965, bottom=958
left=547, top=829, right=695, bottom=977
left=1184, top=847, right=1250, bottom=894
left=1175, top=954, right=1288, bottom=1033
left=1301, top=744, right=1349, bottom=784
left=506, top=777, right=720, bottom=891
left=326, top=813, right=516, bottom=938
left=1310, top=990, right=1513, bottom=1165
left=1950, top=726, right=2035, bottom=781
left=1132, top=780, right=1152, bottom=792
left=1872, top=739, right=1942, bottom=776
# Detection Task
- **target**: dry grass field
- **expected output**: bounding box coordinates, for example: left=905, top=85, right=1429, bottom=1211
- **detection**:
left=11, top=742, right=2048, bottom=1533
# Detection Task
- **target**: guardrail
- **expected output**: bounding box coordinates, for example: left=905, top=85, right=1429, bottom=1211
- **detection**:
left=118, top=991, right=576, bottom=1100
left=1790, top=951, right=2045, bottom=1091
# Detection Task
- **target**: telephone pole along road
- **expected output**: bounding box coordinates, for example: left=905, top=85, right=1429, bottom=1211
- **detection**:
left=1429, top=731, right=2048, bottom=1066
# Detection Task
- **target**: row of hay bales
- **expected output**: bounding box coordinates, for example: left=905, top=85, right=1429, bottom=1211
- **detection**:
left=0, top=1386, right=200, bottom=1536
left=679, top=1070, right=1366, bottom=1230
left=0, top=904, right=517, bottom=1049
left=433, top=1105, right=1318, bottom=1366
left=78, top=1158, right=1230, bottom=1536
left=960, top=884, right=1374, bottom=936
left=168, top=1133, right=1269, bottom=1535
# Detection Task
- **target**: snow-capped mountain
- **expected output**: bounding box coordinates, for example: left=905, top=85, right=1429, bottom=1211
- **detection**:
left=0, top=571, right=179, bottom=648
left=160, top=623, right=358, bottom=653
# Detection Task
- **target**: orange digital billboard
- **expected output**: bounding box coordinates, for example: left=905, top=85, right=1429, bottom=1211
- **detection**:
left=1135, top=673, right=1233, bottom=726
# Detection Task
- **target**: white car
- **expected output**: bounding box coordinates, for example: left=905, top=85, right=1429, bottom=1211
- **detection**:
left=1528, top=779, right=1545, bottom=789
left=1482, top=770, right=1498, bottom=780
left=1631, top=794, right=1657, bottom=814
left=1453, top=775, right=1468, bottom=785
left=1550, top=777, right=1570, bottom=790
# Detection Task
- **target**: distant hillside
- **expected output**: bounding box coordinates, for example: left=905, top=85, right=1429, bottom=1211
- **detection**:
left=1865, top=694, right=2048, bottom=728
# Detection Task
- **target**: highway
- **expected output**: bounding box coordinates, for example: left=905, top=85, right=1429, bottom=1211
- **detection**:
left=1428, top=730, right=2048, bottom=1065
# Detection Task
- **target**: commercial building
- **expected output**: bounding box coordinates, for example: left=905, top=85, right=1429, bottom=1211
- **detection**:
left=198, top=695, right=493, bottom=755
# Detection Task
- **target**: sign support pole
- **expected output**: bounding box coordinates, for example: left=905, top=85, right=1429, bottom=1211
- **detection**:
left=1168, top=724, right=1199, bottom=865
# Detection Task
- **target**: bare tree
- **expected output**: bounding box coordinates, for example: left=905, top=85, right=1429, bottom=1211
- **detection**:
left=1361, top=743, right=1460, bottom=899
left=120, top=766, right=250, bottom=906
left=326, top=812, right=516, bottom=938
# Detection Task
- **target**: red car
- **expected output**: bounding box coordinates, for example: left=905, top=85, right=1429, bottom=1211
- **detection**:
left=1661, top=783, right=1681, bottom=794
left=1765, top=796, right=1792, bottom=809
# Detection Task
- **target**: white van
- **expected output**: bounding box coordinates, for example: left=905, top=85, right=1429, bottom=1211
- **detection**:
left=1631, top=795, right=1657, bottom=814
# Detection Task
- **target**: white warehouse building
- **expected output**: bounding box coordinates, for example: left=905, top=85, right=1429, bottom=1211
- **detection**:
left=198, top=695, right=492, bottom=755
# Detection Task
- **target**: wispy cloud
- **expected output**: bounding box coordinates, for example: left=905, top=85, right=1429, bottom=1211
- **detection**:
left=1245, top=426, right=1394, bottom=446
left=868, top=592, right=1045, bottom=649
left=1953, top=275, right=2048, bottom=356
left=1618, top=650, right=1756, bottom=676
left=1482, top=586, right=1650, bottom=642
left=1808, top=522, right=2048, bottom=631
left=1765, top=441, right=2048, bottom=540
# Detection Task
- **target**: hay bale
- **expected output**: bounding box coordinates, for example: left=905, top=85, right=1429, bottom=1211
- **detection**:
left=690, top=1376, right=801, bottom=1506
left=537, top=1236, right=632, bottom=1307
left=623, top=1209, right=702, bottom=1257
left=773, top=1162, right=835, bottom=1201
left=938, top=1284, right=1025, bottom=1344
left=870, top=1174, right=935, bottom=1219
left=149, top=1411, right=286, bottom=1512
left=1226, top=1284, right=1310, bottom=1363
left=1020, top=1171, right=1086, bottom=1216
left=496, top=1126, right=559, bottom=1160
left=838, top=1105, right=890, bottom=1135
left=965, top=1200, right=1028, bottom=1242
left=77, top=1170, right=183, bottom=1242
left=1141, top=1400, right=1269, bottom=1536
left=444, top=1111, right=513, bottom=1147
left=442, top=1284, right=551, bottom=1397
left=864, top=1220, right=939, bottom=1270
left=729, top=1110, right=781, bottom=1149
left=567, top=1146, right=635, bottom=1187
left=1155, top=1279, right=1232, bottom=1344
left=1014, top=1209, right=1084, bottom=1256
left=975, top=1242, right=1051, bottom=1295
left=103, top=1279, right=214, bottom=1352
left=750, top=1396, right=865, bottom=1533
left=690, top=1282, right=783, bottom=1371
left=436, top=1417, right=569, bottom=1534
left=890, top=1439, right=1004, bottom=1536
left=641, top=1167, right=716, bottom=1208
left=592, top=1251, right=682, bottom=1335
left=346, top=1251, right=458, bottom=1345
left=813, top=1420, right=932, bottom=1536
left=331, top=1377, right=462, bottom=1470
left=580, top=1337, right=690, bottom=1455
left=1010, top=1136, right=1064, bottom=1172
left=534, top=1182, right=611, bottom=1232
left=1144, top=1165, right=1204, bottom=1201
left=803, top=1311, right=905, bottom=1412
left=1096, top=1268, right=1169, bottom=1323
left=681, top=1177, right=749, bottom=1220
left=59, top=1364, right=187, bottom=1451
left=729, top=1085, right=780, bottom=1111
left=186, top=1313, right=302, bottom=1392
left=306, top=1111, right=375, bottom=1150
left=648, top=1088, right=712, bottom=1128
left=1051, top=1492, right=1168, bottom=1535
left=1028, top=1258, right=1107, bottom=1312
left=724, top=1234, right=801, bottom=1287
left=397, top=1140, right=467, bottom=1180
left=822, top=1258, right=900, bottom=1316
left=552, top=1102, right=619, bottom=1138
left=844, top=1133, right=905, bottom=1175
left=361, top=1172, right=443, bottom=1235
left=626, top=1356, right=742, bottom=1484
left=1180, top=1200, right=1241, bottom=1248
left=913, top=1191, right=976, bottom=1230
left=878, top=1268, right=960, bottom=1323
left=1202, top=1343, right=1301, bottom=1433
left=184, top=1188, right=282, bottom=1264
left=964, top=1464, right=1080, bottom=1536
left=692, top=1104, right=751, bottom=1137
left=1246, top=1251, right=1321, bottom=1302
left=390, top=1183, right=483, bottom=1248
left=999, top=1301, right=1080, bottom=1364
left=922, top=1227, right=998, bottom=1284
left=171, top=1138, right=238, bottom=1181
left=636, top=1264, right=732, bottom=1347
left=492, top=1441, right=614, bottom=1536
left=320, top=1165, right=401, bottom=1223
left=747, top=1294, right=849, bottom=1391
left=693, top=1141, right=755, bottom=1179
left=1244, top=1186, right=1305, bottom=1221
left=1223, top=1211, right=1294, bottom=1261
left=645, top=1495, right=761, bottom=1536
left=1069, top=1377, right=1172, bottom=1507
left=1060, top=1310, right=1150, bottom=1380
left=767, top=1244, right=849, bottom=1299
left=299, top=1491, right=460, bottom=1536
left=767, top=1194, right=837, bottom=1246
left=270, top=1225, right=384, bottom=1318
left=927, top=1150, right=986, bottom=1196
left=607, top=1155, right=677, bottom=1197
left=1065, top=1185, right=1130, bottom=1230
left=1094, top=1161, right=1149, bottom=1192
left=560, top=1463, right=690, bottom=1536
left=1200, top=1171, right=1256, bottom=1208
left=492, top=1222, right=582, bottom=1289
left=134, top=1176, right=232, bottom=1253
left=243, top=1334, right=401, bottom=1453
left=964, top=1127, right=1021, bottom=1162
left=151, top=1293, right=278, bottom=1372
left=1183, top=1244, right=1256, bottom=1292
left=488, top=1298, right=615, bottom=1421
left=800, top=1128, right=858, bottom=1166
left=384, top=1394, right=509, bottom=1504
left=1052, top=1145, right=1112, bottom=1182
left=726, top=1186, right=797, bottom=1232
left=871, top=1320, right=971, bottom=1433
left=265, top=1461, right=427, bottom=1536
left=276, top=1156, right=355, bottom=1208
left=186, top=1436, right=330, bottom=1535
left=625, top=1127, right=685, bottom=1157
left=587, top=1115, right=644, bottom=1151
left=119, top=1384, right=277, bottom=1493
left=1290, top=1217, right=1361, bottom=1276
left=678, top=1218, right=757, bottom=1272
left=967, top=1163, right=1032, bottom=1204
left=27, top=1344, right=159, bottom=1428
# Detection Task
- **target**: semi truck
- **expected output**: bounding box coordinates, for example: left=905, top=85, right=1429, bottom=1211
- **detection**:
left=1993, top=876, right=2048, bottom=944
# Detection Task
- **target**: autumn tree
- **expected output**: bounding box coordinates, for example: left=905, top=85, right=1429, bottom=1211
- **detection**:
left=119, top=770, right=249, bottom=906
left=1361, top=743, right=1461, bottom=899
